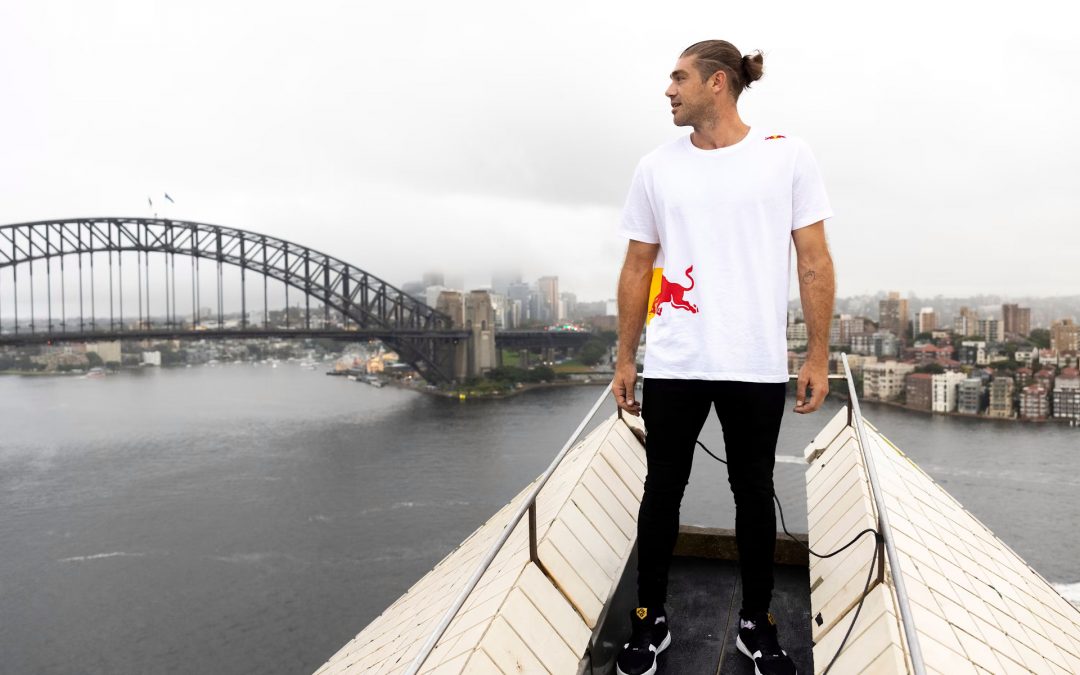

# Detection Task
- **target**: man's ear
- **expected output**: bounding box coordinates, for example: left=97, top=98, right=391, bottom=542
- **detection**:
left=710, top=70, right=727, bottom=95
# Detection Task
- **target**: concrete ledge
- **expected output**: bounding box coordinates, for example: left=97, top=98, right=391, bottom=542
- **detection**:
left=673, top=524, right=810, bottom=567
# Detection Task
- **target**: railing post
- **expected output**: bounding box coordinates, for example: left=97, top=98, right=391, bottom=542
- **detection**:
left=528, top=502, right=538, bottom=565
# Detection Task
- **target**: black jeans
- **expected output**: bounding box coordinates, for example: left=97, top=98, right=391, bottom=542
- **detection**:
left=637, top=377, right=787, bottom=614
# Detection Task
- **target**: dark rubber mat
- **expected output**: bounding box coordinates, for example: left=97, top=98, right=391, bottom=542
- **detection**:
left=656, top=558, right=812, bottom=675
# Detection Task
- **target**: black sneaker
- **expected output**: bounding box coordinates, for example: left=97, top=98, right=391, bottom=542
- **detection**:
left=735, top=610, right=797, bottom=675
left=616, top=606, right=671, bottom=675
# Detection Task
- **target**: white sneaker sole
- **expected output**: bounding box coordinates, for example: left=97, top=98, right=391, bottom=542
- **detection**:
left=736, top=635, right=762, bottom=675
left=615, top=630, right=672, bottom=675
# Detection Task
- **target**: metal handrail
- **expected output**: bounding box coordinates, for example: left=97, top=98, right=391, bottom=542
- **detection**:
left=840, top=353, right=927, bottom=675
left=405, top=385, right=613, bottom=675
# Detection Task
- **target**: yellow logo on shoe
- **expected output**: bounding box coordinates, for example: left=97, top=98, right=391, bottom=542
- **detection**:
left=636, top=607, right=648, bottom=620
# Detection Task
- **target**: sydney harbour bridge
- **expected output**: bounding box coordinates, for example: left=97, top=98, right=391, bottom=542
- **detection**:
left=0, top=218, right=591, bottom=383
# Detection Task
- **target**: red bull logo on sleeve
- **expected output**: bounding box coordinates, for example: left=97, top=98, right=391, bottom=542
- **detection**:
left=646, top=265, right=698, bottom=324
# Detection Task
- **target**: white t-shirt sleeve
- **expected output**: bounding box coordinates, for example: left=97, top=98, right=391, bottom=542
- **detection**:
left=615, top=161, right=661, bottom=244
left=791, top=139, right=834, bottom=231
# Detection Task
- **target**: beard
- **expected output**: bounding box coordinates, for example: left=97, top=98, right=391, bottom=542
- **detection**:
left=673, top=99, right=716, bottom=128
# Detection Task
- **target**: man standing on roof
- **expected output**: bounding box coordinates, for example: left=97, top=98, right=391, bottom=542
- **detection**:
left=611, top=39, right=835, bottom=675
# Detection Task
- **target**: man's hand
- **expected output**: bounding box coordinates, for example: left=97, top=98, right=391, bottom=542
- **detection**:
left=794, top=360, right=829, bottom=414
left=611, top=361, right=642, bottom=416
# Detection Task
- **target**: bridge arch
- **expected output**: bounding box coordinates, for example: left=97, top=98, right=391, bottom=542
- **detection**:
left=0, top=218, right=462, bottom=381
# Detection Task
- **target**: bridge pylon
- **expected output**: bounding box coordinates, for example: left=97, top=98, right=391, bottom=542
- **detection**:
left=435, top=289, right=496, bottom=381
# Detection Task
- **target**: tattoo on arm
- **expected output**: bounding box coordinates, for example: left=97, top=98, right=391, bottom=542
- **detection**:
left=801, top=269, right=816, bottom=285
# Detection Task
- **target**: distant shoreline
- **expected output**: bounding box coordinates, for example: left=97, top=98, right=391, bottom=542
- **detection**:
left=835, top=391, right=1074, bottom=426
left=385, top=377, right=608, bottom=400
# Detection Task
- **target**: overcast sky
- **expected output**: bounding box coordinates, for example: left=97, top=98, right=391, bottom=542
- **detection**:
left=3, top=0, right=1078, bottom=303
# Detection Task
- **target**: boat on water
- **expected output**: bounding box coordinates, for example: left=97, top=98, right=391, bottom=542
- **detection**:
left=312, top=355, right=1080, bottom=674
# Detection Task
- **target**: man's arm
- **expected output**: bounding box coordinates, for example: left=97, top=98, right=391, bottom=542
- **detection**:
left=792, top=221, right=835, bottom=413
left=612, top=239, right=659, bottom=416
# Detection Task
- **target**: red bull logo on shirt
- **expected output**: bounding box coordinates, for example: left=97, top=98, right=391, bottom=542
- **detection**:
left=646, top=265, right=698, bottom=324
left=764, top=134, right=786, bottom=140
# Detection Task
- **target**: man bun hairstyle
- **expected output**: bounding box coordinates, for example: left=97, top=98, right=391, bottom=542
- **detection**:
left=681, top=40, right=764, bottom=100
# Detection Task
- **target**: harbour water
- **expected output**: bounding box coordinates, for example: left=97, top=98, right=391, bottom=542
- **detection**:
left=2, top=365, right=1077, bottom=674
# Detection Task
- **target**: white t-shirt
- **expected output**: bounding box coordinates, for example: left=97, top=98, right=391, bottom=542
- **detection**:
left=616, top=129, right=833, bottom=382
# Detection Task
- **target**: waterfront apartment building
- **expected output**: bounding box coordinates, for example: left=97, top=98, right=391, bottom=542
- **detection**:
left=1015, top=367, right=1033, bottom=389
left=864, top=360, right=915, bottom=401
left=905, top=373, right=934, bottom=410
left=977, top=318, right=1003, bottom=344
left=879, top=292, right=909, bottom=343
left=1053, top=368, right=1080, bottom=423
left=987, top=377, right=1016, bottom=418
left=1051, top=319, right=1079, bottom=353
left=1035, top=368, right=1056, bottom=393
left=932, top=370, right=968, bottom=413
left=1019, top=384, right=1050, bottom=420
left=957, top=377, right=987, bottom=415
left=1002, top=304, right=1031, bottom=337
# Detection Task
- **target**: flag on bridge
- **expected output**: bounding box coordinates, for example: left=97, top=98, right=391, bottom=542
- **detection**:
left=164, top=193, right=175, bottom=204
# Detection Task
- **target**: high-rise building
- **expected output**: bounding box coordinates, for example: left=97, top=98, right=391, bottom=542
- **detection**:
left=1002, top=304, right=1031, bottom=337
left=1050, top=319, right=1079, bottom=353
left=987, top=377, right=1015, bottom=418
left=560, top=292, right=577, bottom=324
left=838, top=315, right=874, bottom=346
left=905, top=373, right=934, bottom=410
left=1019, top=384, right=1050, bottom=420
left=537, top=276, right=560, bottom=323
left=829, top=315, right=842, bottom=346
left=506, top=282, right=532, bottom=323
left=879, top=292, right=909, bottom=343
left=1052, top=368, right=1080, bottom=423
left=931, top=371, right=967, bottom=413
left=953, top=306, right=978, bottom=336
left=957, top=377, right=986, bottom=415
left=977, top=318, right=1003, bottom=344
left=917, top=307, right=937, bottom=334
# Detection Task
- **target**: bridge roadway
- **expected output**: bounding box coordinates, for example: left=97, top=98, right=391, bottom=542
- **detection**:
left=0, top=328, right=590, bottom=350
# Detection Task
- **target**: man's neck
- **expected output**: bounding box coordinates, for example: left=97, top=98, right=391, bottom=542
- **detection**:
left=690, top=112, right=751, bottom=150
